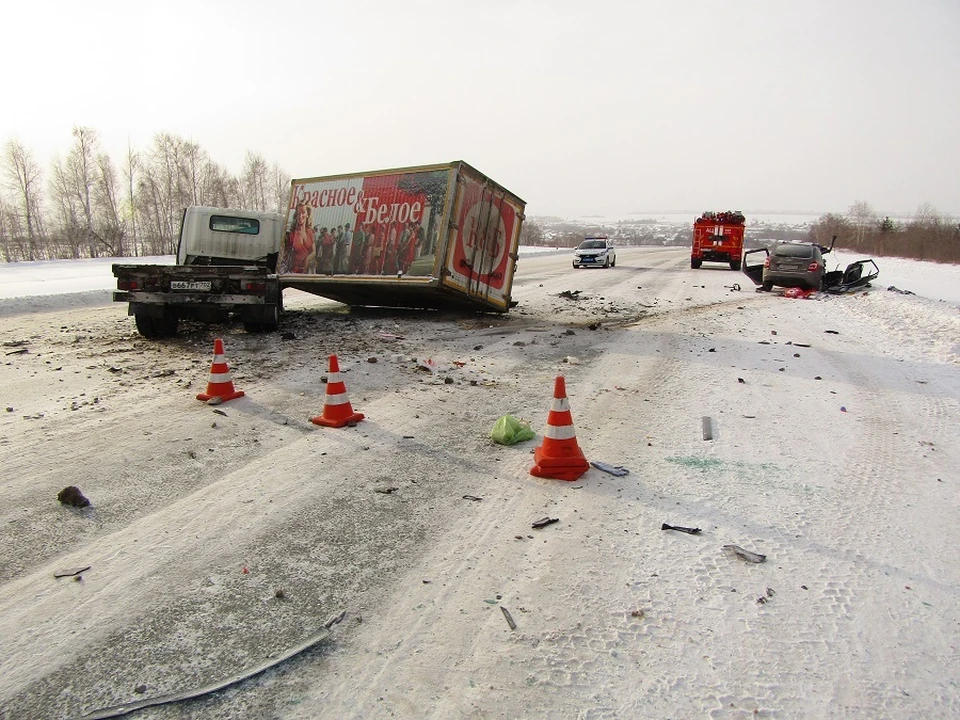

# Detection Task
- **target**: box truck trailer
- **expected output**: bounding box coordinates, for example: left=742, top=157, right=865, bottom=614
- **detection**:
left=113, top=161, right=526, bottom=337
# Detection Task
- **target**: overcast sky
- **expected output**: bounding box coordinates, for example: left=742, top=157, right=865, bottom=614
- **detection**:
left=3, top=0, right=958, bottom=218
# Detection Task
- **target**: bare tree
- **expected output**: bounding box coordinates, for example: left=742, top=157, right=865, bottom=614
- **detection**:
left=519, top=220, right=545, bottom=246
left=809, top=213, right=852, bottom=248
left=123, top=142, right=141, bottom=256
left=848, top=200, right=876, bottom=251
left=49, top=154, right=84, bottom=258
left=2, top=140, right=46, bottom=260
left=271, top=162, right=291, bottom=215
left=240, top=151, right=270, bottom=210
left=93, top=151, right=125, bottom=256
left=0, top=195, right=14, bottom=261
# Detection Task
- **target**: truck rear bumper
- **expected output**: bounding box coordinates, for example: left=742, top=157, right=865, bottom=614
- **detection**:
left=113, top=291, right=265, bottom=305
left=695, top=250, right=735, bottom=262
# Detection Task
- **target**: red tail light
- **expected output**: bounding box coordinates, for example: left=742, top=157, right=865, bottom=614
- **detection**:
left=808, top=262, right=819, bottom=272
left=118, top=279, right=139, bottom=291
left=763, top=257, right=770, bottom=268
left=244, top=282, right=266, bottom=293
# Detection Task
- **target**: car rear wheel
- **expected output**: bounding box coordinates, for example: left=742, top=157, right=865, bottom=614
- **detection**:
left=691, top=258, right=702, bottom=269
left=761, top=281, right=773, bottom=292
left=604, top=257, right=610, bottom=268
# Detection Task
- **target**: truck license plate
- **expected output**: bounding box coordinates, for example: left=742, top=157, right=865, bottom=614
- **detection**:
left=171, top=281, right=212, bottom=291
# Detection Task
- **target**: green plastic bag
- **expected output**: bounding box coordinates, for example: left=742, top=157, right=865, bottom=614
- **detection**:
left=491, top=414, right=535, bottom=445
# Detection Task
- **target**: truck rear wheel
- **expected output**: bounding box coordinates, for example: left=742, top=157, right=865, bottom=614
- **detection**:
left=135, top=312, right=179, bottom=338
left=730, top=259, right=742, bottom=271
left=691, top=258, right=702, bottom=269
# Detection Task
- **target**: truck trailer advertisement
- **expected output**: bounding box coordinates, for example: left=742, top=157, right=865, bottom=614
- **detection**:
left=278, top=161, right=525, bottom=312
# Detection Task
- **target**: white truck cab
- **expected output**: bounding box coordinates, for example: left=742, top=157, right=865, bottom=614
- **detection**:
left=177, top=206, right=284, bottom=269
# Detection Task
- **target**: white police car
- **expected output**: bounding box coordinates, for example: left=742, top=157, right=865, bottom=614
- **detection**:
left=572, top=237, right=616, bottom=268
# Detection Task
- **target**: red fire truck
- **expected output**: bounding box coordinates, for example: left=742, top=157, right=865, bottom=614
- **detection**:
left=690, top=211, right=745, bottom=270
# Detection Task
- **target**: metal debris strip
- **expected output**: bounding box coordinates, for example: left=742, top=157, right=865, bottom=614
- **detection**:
left=54, top=566, right=91, bottom=579
left=661, top=523, right=701, bottom=535
left=500, top=606, right=517, bottom=631
left=702, top=416, right=714, bottom=441
left=74, top=621, right=340, bottom=719
left=531, top=516, right=559, bottom=529
left=723, top=544, right=766, bottom=563
left=589, top=461, right=629, bottom=476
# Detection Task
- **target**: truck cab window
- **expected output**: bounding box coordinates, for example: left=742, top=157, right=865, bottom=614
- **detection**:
left=210, top=216, right=261, bottom=235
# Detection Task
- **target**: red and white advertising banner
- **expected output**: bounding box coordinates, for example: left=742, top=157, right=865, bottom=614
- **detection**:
left=279, top=169, right=450, bottom=278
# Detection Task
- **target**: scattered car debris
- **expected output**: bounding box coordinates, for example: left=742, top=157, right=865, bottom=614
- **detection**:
left=500, top=606, right=517, bottom=631
left=887, top=286, right=915, bottom=295
left=589, top=461, right=629, bottom=476
left=54, top=566, right=91, bottom=579
left=274, top=587, right=286, bottom=600
left=558, top=290, right=583, bottom=300
left=324, top=610, right=346, bottom=629
left=375, top=487, right=399, bottom=494
left=738, top=378, right=746, bottom=384
left=73, top=623, right=338, bottom=719
left=757, top=588, right=775, bottom=604
left=723, top=545, right=766, bottom=563
left=212, top=409, right=228, bottom=416
left=824, top=330, right=839, bottom=335
left=631, top=609, right=646, bottom=620
left=5, top=347, right=28, bottom=356
left=58, top=486, right=90, bottom=508
left=702, top=416, right=713, bottom=441
left=823, top=259, right=879, bottom=294
left=661, top=523, right=701, bottom=535
left=462, top=495, right=483, bottom=502
left=531, top=516, right=559, bottom=529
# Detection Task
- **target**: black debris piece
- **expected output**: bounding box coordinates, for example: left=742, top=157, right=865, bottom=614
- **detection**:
left=661, top=523, right=701, bottom=535
left=723, top=544, right=766, bottom=563
left=54, top=566, right=91, bottom=579
left=532, top=516, right=559, bottom=529
left=58, top=486, right=90, bottom=508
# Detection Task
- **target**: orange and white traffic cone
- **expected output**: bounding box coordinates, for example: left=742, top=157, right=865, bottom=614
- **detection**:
left=530, top=375, right=589, bottom=481
left=196, top=338, right=245, bottom=403
left=311, top=354, right=365, bottom=428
